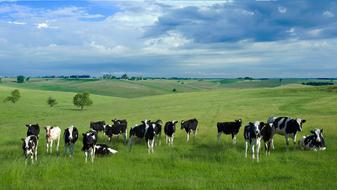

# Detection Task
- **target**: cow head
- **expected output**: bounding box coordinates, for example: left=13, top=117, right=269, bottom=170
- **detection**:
left=294, top=118, right=306, bottom=132
left=82, top=131, right=97, bottom=147
left=26, top=123, right=40, bottom=136
left=66, top=126, right=78, bottom=143
left=249, top=122, right=261, bottom=137
left=236, top=119, right=242, bottom=127
left=44, top=126, right=54, bottom=140
left=180, top=120, right=185, bottom=129
left=310, top=129, right=325, bottom=145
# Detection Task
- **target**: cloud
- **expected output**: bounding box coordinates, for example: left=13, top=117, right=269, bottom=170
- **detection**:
left=7, top=20, right=26, bottom=25
left=37, top=22, right=48, bottom=29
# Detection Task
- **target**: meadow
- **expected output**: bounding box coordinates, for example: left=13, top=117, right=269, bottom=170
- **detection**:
left=0, top=80, right=336, bottom=189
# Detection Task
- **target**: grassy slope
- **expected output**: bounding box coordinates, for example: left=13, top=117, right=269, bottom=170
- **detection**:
left=0, top=85, right=336, bottom=189
left=1, top=78, right=327, bottom=98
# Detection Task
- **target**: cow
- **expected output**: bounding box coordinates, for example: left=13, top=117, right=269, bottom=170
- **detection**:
left=244, top=121, right=264, bottom=162
left=82, top=130, right=98, bottom=163
left=21, top=135, right=38, bottom=164
left=90, top=121, right=106, bottom=132
left=260, top=123, right=275, bottom=156
left=267, top=116, right=306, bottom=148
left=94, top=144, right=118, bottom=155
left=64, top=126, right=79, bottom=157
left=181, top=118, right=198, bottom=142
left=150, top=120, right=162, bottom=146
left=128, top=120, right=148, bottom=151
left=26, top=123, right=40, bottom=137
left=299, top=129, right=326, bottom=151
left=164, top=120, right=178, bottom=146
left=145, top=122, right=156, bottom=154
left=44, top=126, right=61, bottom=155
left=217, top=119, right=242, bottom=144
left=111, top=119, right=128, bottom=143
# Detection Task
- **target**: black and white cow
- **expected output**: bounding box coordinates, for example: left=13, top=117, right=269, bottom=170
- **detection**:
left=260, top=123, right=275, bottom=156
left=90, top=121, right=106, bottom=132
left=217, top=119, right=242, bottom=144
left=299, top=129, right=326, bottom=151
left=45, top=126, right=61, bottom=155
left=150, top=120, right=162, bottom=146
left=145, top=122, right=156, bottom=154
left=128, top=120, right=147, bottom=150
left=181, top=118, right=198, bottom=142
left=82, top=130, right=98, bottom=163
left=244, top=121, right=264, bottom=162
left=268, top=116, right=306, bottom=147
left=111, top=119, right=128, bottom=143
left=164, top=120, right=178, bottom=146
left=22, top=135, right=38, bottom=164
left=94, top=144, right=118, bottom=155
left=64, top=126, right=79, bottom=157
left=26, top=123, right=40, bottom=137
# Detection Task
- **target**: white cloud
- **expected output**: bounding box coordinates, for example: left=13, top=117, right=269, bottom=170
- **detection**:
left=323, top=11, right=334, bottom=18
left=8, top=21, right=26, bottom=25
left=278, top=6, right=287, bottom=14
left=37, top=22, right=49, bottom=29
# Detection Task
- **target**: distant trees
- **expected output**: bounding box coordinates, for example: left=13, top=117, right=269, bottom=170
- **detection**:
left=3, top=89, right=21, bottom=104
left=102, top=74, right=116, bottom=80
left=121, top=74, right=129, bottom=80
left=73, top=92, right=93, bottom=110
left=26, top=77, right=31, bottom=82
left=17, top=75, right=25, bottom=83
left=47, top=96, right=58, bottom=107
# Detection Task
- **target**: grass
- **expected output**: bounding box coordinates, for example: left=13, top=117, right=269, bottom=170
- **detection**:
left=0, top=83, right=336, bottom=189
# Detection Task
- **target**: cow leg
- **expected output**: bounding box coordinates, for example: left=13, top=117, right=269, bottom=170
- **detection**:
left=147, top=140, right=151, bottom=154
left=232, top=134, right=237, bottom=145
left=158, top=134, right=162, bottom=146
left=31, top=155, right=34, bottom=164
left=293, top=134, right=297, bottom=145
left=85, top=151, right=88, bottom=163
left=151, top=139, right=155, bottom=153
left=166, top=135, right=169, bottom=145
left=217, top=133, right=221, bottom=144
left=123, top=133, right=127, bottom=144
left=34, top=147, right=38, bottom=161
left=285, top=134, right=289, bottom=146
left=128, top=136, right=134, bottom=151
left=251, top=143, right=255, bottom=160
left=46, top=142, right=49, bottom=154
left=70, top=144, right=74, bottom=157
left=56, top=137, right=60, bottom=156
left=91, top=148, right=95, bottom=163
left=64, top=145, right=68, bottom=156
left=245, top=141, right=248, bottom=158
left=186, top=133, right=190, bottom=142
left=271, top=138, right=275, bottom=150
left=256, top=140, right=261, bottom=162
left=50, top=140, right=53, bottom=154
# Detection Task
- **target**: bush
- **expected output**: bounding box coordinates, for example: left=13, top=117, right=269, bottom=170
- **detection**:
left=172, top=88, right=177, bottom=92
left=73, top=92, right=93, bottom=110
left=17, top=75, right=25, bottom=83
left=47, top=96, right=58, bottom=107
left=3, top=89, right=21, bottom=104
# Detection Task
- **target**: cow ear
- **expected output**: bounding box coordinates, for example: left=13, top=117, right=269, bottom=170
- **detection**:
left=249, top=122, right=253, bottom=125
left=44, top=127, right=47, bottom=130
left=310, top=130, right=315, bottom=134
left=25, top=125, right=29, bottom=128
left=302, top=119, right=306, bottom=123
left=320, top=129, right=323, bottom=133
left=50, top=126, right=54, bottom=129
left=82, top=133, right=85, bottom=136
left=21, top=138, right=25, bottom=141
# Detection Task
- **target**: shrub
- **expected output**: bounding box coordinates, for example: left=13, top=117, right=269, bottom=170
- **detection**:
left=73, top=92, right=93, bottom=110
left=3, top=89, right=21, bottom=104
left=47, top=96, right=58, bottom=107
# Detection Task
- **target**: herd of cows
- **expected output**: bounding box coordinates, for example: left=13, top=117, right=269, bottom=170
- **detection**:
left=21, top=116, right=326, bottom=164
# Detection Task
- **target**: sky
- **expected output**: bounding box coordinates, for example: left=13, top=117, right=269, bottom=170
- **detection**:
left=0, top=0, right=337, bottom=78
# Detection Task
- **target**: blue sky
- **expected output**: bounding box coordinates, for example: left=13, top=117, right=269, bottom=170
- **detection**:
left=0, top=0, right=337, bottom=77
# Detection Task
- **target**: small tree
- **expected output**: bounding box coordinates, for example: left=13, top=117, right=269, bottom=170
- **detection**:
left=73, top=92, right=93, bottom=110
left=172, top=88, right=177, bottom=92
left=17, top=75, right=25, bottom=83
left=121, top=74, right=128, bottom=80
left=47, top=96, right=57, bottom=107
left=3, top=89, right=21, bottom=103
left=26, top=77, right=31, bottom=82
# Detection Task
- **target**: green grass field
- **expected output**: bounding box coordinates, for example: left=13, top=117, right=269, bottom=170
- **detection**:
left=0, top=81, right=336, bottom=189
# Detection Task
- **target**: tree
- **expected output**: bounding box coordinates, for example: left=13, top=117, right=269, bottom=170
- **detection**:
left=47, top=96, right=58, bottom=107
left=172, top=88, right=177, bottom=92
left=26, top=77, right=31, bottom=82
left=3, top=89, right=21, bottom=104
left=17, top=75, right=25, bottom=83
left=73, top=92, right=93, bottom=110
left=121, top=74, right=128, bottom=80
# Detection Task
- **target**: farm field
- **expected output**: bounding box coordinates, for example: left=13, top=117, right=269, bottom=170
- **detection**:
left=0, top=82, right=336, bottom=189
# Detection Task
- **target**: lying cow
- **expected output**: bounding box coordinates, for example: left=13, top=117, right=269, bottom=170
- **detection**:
left=181, top=118, right=198, bottom=142
left=90, top=121, right=106, bottom=133
left=64, top=126, right=79, bottom=157
left=299, top=129, right=326, bottom=151
left=244, top=121, right=264, bottom=162
left=268, top=116, right=306, bottom=148
left=26, top=123, right=40, bottom=137
left=164, top=120, right=178, bottom=146
left=45, top=126, right=61, bottom=155
left=217, top=119, right=242, bottom=144
left=95, top=144, right=118, bottom=155
left=82, top=130, right=98, bottom=163
left=22, top=135, right=38, bottom=164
